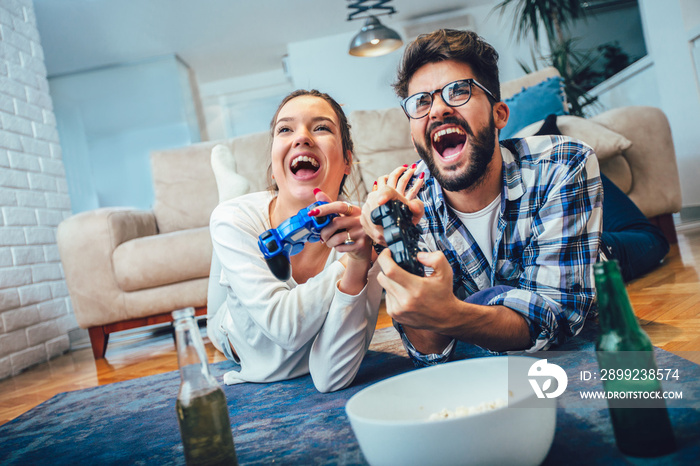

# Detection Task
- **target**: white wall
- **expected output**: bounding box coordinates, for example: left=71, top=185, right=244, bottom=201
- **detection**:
left=0, top=0, right=74, bottom=380
left=49, top=55, right=200, bottom=213
left=50, top=56, right=202, bottom=213
left=200, top=69, right=293, bottom=140
left=639, top=0, right=700, bottom=210
left=287, top=31, right=403, bottom=113
left=680, top=0, right=700, bottom=32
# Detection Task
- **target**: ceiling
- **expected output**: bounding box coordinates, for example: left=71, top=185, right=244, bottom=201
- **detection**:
left=34, top=0, right=492, bottom=85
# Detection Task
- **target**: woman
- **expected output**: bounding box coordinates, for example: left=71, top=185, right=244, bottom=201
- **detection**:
left=208, top=90, right=383, bottom=392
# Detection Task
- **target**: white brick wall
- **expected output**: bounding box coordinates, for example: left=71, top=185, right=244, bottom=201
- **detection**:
left=0, top=0, right=73, bottom=380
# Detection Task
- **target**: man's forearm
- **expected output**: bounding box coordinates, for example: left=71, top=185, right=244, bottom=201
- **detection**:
left=454, top=303, right=531, bottom=352
left=401, top=303, right=531, bottom=354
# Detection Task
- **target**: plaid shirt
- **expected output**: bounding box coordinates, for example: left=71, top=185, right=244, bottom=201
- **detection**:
left=400, top=136, right=603, bottom=366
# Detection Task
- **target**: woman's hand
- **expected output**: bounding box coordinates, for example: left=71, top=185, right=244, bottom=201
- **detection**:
left=360, top=164, right=425, bottom=248
left=375, top=163, right=425, bottom=200
left=308, top=189, right=372, bottom=262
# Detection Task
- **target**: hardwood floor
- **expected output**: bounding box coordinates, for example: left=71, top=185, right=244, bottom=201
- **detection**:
left=1, top=223, right=699, bottom=427
left=628, top=223, right=700, bottom=359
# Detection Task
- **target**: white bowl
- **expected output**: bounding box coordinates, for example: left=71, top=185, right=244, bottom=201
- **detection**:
left=346, top=356, right=556, bottom=466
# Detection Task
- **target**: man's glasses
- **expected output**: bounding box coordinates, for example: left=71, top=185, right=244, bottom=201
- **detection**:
left=400, top=78, right=497, bottom=120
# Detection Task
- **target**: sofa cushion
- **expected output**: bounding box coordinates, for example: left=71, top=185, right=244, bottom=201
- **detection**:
left=514, top=113, right=633, bottom=193
left=151, top=145, right=220, bottom=233
left=220, top=131, right=273, bottom=193
left=151, top=131, right=275, bottom=233
left=514, top=114, right=633, bottom=161
left=211, top=144, right=251, bottom=203
left=349, top=107, right=418, bottom=194
left=113, top=226, right=212, bottom=291
left=500, top=76, right=568, bottom=140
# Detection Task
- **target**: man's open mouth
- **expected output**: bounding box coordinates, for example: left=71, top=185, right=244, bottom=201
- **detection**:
left=290, top=155, right=320, bottom=177
left=432, top=126, right=467, bottom=160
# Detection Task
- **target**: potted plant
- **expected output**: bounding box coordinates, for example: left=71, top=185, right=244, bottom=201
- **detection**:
left=494, top=0, right=597, bottom=116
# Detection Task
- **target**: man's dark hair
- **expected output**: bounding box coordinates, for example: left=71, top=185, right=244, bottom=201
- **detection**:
left=393, top=29, right=501, bottom=103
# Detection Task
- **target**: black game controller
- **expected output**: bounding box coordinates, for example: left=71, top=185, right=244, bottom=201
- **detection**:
left=258, top=201, right=337, bottom=281
left=371, top=200, right=425, bottom=276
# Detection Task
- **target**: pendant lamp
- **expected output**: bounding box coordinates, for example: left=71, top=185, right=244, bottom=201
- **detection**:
left=348, top=15, right=403, bottom=57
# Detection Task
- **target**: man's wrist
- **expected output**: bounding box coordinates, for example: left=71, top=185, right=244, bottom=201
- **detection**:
left=402, top=324, right=453, bottom=354
left=394, top=321, right=456, bottom=367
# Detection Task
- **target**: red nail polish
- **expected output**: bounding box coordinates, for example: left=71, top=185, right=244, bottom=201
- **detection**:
left=403, top=164, right=408, bottom=168
left=411, top=163, right=417, bottom=169
left=308, top=209, right=319, bottom=216
left=373, top=181, right=377, bottom=186
left=419, top=172, right=425, bottom=179
left=313, top=188, right=321, bottom=195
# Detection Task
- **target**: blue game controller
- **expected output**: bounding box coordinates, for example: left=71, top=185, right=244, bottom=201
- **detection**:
left=258, top=201, right=337, bottom=281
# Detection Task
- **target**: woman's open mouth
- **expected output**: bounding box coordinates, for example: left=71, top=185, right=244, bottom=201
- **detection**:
left=290, top=155, right=320, bottom=179
left=432, top=126, right=467, bottom=161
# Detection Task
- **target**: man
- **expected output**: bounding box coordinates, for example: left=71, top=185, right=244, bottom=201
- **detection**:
left=360, top=29, right=605, bottom=366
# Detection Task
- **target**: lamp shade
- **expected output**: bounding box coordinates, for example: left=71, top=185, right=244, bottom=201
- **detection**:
left=348, top=15, right=403, bottom=57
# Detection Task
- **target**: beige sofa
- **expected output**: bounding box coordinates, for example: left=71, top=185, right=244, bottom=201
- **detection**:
left=57, top=69, right=682, bottom=358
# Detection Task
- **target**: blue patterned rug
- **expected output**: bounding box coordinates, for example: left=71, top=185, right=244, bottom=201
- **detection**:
left=1, top=323, right=699, bottom=465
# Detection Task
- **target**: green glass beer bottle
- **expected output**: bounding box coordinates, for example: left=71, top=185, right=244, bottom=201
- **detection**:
left=593, top=260, right=675, bottom=457
left=173, top=308, right=238, bottom=465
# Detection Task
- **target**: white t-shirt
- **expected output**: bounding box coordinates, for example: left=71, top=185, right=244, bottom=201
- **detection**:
left=208, top=191, right=383, bottom=392
left=449, top=194, right=501, bottom=267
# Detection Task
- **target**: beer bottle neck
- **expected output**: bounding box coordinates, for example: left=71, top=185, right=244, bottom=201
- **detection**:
left=173, top=310, right=213, bottom=385
left=595, top=261, right=642, bottom=335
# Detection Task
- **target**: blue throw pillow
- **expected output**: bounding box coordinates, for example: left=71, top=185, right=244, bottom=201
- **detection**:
left=499, top=76, right=568, bottom=140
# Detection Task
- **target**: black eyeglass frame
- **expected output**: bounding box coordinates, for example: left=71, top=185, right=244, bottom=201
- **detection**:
left=400, top=78, right=497, bottom=119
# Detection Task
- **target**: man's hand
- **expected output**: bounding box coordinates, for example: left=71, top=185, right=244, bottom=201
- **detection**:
left=377, top=249, right=458, bottom=330
left=360, top=186, right=424, bottom=247
left=377, top=249, right=457, bottom=355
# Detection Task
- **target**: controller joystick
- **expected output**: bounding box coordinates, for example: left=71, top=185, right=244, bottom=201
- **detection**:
left=371, top=200, right=425, bottom=276
left=258, top=201, right=337, bottom=281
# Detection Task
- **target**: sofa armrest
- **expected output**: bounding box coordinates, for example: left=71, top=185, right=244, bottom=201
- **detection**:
left=591, top=106, right=682, bottom=218
left=57, top=207, right=157, bottom=328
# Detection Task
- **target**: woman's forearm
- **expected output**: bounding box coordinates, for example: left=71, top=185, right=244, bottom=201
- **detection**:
left=338, top=255, right=372, bottom=295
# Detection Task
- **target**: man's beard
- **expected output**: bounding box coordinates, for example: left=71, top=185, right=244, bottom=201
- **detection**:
left=414, top=114, right=496, bottom=192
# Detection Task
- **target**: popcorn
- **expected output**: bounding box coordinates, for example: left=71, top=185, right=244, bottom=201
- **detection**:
left=428, top=399, right=507, bottom=421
